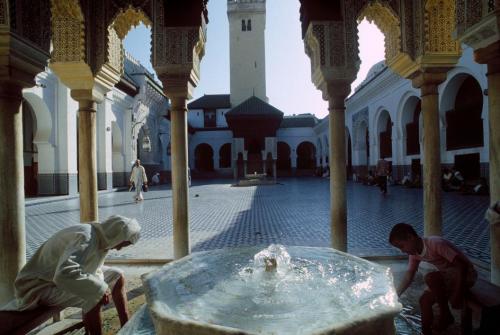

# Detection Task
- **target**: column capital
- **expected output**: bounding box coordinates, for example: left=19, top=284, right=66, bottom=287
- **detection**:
left=326, top=80, right=351, bottom=110
left=410, top=69, right=448, bottom=96
left=70, top=88, right=104, bottom=105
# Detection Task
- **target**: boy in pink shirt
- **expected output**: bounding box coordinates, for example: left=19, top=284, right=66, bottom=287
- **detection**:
left=389, top=223, right=477, bottom=335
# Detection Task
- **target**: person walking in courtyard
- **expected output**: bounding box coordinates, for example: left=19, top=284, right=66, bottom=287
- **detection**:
left=1, top=215, right=141, bottom=335
left=389, top=223, right=477, bottom=335
left=376, top=156, right=390, bottom=195
left=130, top=159, right=148, bottom=202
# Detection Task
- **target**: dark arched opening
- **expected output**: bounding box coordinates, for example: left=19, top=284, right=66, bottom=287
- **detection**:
left=22, top=100, right=38, bottom=196
left=219, top=143, right=231, bottom=168
left=406, top=100, right=421, bottom=155
left=195, top=143, right=214, bottom=172
left=446, top=76, right=483, bottom=150
left=277, top=141, right=291, bottom=171
left=297, top=141, right=316, bottom=170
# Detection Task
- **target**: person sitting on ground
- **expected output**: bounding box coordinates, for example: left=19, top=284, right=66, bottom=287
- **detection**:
left=401, top=172, right=412, bottom=187
left=389, top=223, right=477, bottom=335
left=364, top=170, right=376, bottom=186
left=442, top=168, right=453, bottom=191
left=1, top=215, right=141, bottom=335
left=151, top=172, right=160, bottom=185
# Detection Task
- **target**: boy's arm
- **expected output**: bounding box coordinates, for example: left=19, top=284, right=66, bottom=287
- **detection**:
left=397, top=268, right=417, bottom=297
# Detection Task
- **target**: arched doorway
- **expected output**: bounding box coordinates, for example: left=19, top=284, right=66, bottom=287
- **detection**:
left=246, top=138, right=263, bottom=174
left=377, top=110, right=392, bottom=159
left=296, top=141, right=316, bottom=170
left=277, top=141, right=291, bottom=173
left=441, top=74, right=484, bottom=180
left=401, top=97, right=421, bottom=156
left=22, top=100, right=38, bottom=196
left=219, top=143, right=231, bottom=168
left=195, top=143, right=214, bottom=172
left=445, top=75, right=483, bottom=151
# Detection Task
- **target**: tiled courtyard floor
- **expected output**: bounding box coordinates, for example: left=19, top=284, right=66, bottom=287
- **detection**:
left=25, top=178, right=490, bottom=265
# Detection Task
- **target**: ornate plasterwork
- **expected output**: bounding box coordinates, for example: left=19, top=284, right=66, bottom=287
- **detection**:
left=111, top=6, right=152, bottom=40
left=0, top=0, right=8, bottom=26
left=152, top=0, right=206, bottom=99
left=50, top=0, right=85, bottom=63
left=423, top=0, right=460, bottom=55
left=304, top=21, right=358, bottom=100
left=358, top=1, right=401, bottom=62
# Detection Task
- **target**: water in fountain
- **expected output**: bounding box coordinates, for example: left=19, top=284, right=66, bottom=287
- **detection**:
left=155, top=245, right=400, bottom=334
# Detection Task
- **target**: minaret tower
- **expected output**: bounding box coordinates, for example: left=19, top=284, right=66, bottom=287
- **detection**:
left=227, top=0, right=267, bottom=106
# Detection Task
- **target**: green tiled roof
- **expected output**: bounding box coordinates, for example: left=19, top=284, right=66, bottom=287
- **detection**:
left=188, top=94, right=231, bottom=109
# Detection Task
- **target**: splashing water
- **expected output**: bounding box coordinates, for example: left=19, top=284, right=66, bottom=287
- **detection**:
left=150, top=245, right=404, bottom=334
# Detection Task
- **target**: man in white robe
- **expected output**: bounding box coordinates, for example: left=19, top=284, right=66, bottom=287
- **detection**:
left=130, top=159, right=148, bottom=202
left=2, top=215, right=141, bottom=335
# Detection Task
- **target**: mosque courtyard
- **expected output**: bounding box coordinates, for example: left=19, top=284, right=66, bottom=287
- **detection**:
left=26, top=178, right=490, bottom=266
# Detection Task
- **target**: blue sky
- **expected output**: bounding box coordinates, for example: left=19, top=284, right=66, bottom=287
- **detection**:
left=124, top=1, right=384, bottom=118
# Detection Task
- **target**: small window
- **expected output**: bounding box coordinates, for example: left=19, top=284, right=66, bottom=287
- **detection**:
left=247, top=19, right=252, bottom=31
left=241, top=20, right=246, bottom=31
left=204, top=109, right=216, bottom=128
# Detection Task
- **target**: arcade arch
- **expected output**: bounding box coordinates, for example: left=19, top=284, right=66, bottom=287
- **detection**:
left=296, top=141, right=316, bottom=170
left=219, top=143, right=232, bottom=169
left=376, top=110, right=392, bottom=159
left=277, top=141, right=291, bottom=172
left=195, top=143, right=214, bottom=172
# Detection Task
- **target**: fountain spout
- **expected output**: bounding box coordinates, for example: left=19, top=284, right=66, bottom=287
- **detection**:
left=264, top=257, right=277, bottom=272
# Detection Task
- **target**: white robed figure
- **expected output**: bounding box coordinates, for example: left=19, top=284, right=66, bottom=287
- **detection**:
left=0, top=215, right=141, bottom=335
left=130, top=159, right=148, bottom=202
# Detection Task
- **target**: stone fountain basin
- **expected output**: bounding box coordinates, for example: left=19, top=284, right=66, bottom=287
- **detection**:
left=142, top=246, right=402, bottom=335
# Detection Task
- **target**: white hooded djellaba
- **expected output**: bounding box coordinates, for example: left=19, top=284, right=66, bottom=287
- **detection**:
left=1, top=215, right=140, bottom=313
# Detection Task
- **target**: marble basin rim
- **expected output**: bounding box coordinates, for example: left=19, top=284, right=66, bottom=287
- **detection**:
left=142, top=245, right=402, bottom=335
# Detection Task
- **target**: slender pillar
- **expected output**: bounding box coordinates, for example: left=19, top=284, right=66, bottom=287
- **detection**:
left=412, top=72, right=447, bottom=237
left=262, top=160, right=266, bottom=175
left=72, top=91, right=99, bottom=223
left=486, top=62, right=500, bottom=284
left=170, top=97, right=190, bottom=259
left=474, top=42, right=500, bottom=284
left=0, top=86, right=25, bottom=304
left=329, top=94, right=348, bottom=251
left=244, top=160, right=247, bottom=176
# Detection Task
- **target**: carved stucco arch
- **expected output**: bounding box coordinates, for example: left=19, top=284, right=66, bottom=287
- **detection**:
left=357, top=1, right=401, bottom=62
left=356, top=1, right=419, bottom=78
left=109, top=6, right=152, bottom=40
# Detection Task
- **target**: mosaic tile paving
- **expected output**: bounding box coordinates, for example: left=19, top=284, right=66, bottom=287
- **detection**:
left=25, top=178, right=490, bottom=264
